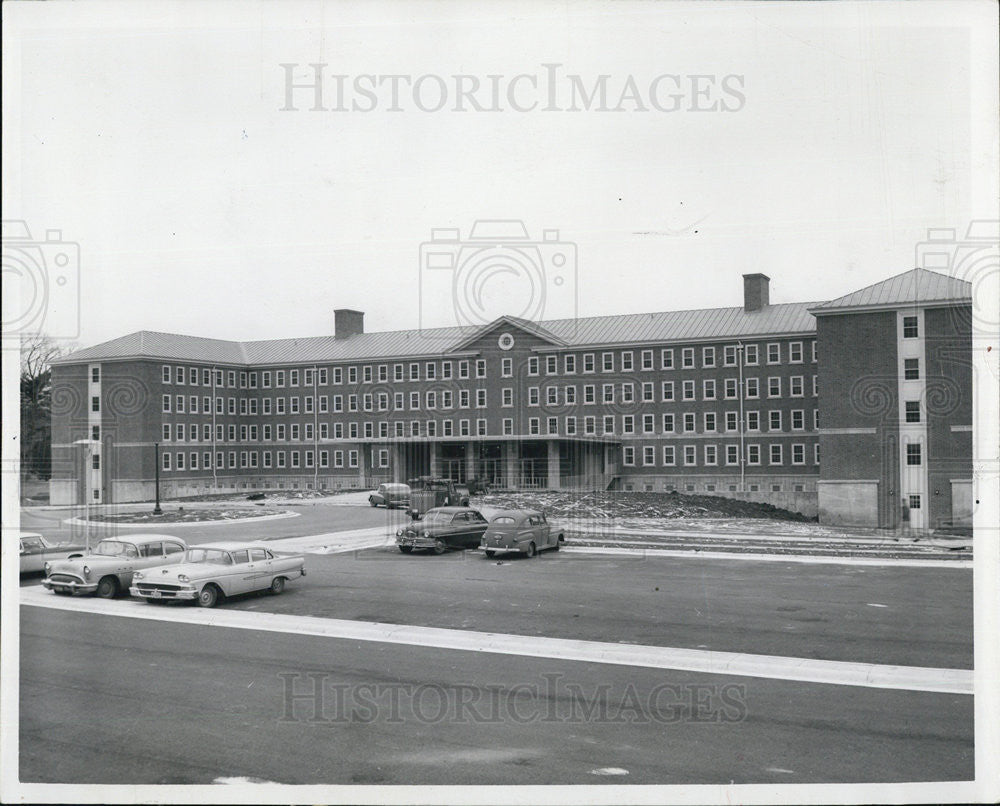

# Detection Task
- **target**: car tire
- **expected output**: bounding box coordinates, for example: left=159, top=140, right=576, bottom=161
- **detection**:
left=484, top=550, right=495, bottom=559
left=197, top=584, right=220, bottom=608
left=369, top=498, right=378, bottom=507
left=551, top=537, right=560, bottom=552
left=525, top=542, right=536, bottom=558
left=398, top=545, right=413, bottom=554
left=432, top=539, right=447, bottom=555
left=269, top=577, right=285, bottom=595
left=96, top=576, right=119, bottom=599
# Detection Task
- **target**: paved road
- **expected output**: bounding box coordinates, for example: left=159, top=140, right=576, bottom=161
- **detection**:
left=19, top=543, right=973, bottom=785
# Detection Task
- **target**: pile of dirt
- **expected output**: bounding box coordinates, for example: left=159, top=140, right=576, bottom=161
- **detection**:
left=472, top=490, right=814, bottom=521
left=87, top=508, right=290, bottom=524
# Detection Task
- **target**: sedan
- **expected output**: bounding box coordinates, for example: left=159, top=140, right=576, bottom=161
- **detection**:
left=19, top=531, right=86, bottom=574
left=130, top=542, right=306, bottom=607
left=395, top=506, right=489, bottom=554
left=42, top=534, right=189, bottom=598
left=369, top=483, right=411, bottom=509
left=480, top=510, right=564, bottom=558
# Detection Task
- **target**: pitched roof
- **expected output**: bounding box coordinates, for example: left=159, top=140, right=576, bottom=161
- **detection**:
left=809, top=268, right=972, bottom=314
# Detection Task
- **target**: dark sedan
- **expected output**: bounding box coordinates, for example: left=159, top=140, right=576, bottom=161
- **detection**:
left=369, top=483, right=411, bottom=509
left=395, top=507, right=489, bottom=554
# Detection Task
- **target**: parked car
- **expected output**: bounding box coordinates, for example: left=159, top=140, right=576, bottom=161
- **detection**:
left=406, top=477, right=470, bottom=517
left=130, top=541, right=306, bottom=607
left=42, top=534, right=189, bottom=598
left=480, top=510, right=564, bottom=558
left=395, top=506, right=489, bottom=554
left=369, top=483, right=411, bottom=509
left=18, top=531, right=87, bottom=575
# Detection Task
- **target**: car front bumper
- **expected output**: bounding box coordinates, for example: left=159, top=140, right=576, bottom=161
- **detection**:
left=130, top=584, right=198, bottom=600
left=41, top=578, right=98, bottom=594
left=396, top=535, right=441, bottom=549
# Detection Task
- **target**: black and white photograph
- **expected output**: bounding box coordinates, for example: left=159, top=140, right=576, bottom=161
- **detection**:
left=2, top=1, right=998, bottom=803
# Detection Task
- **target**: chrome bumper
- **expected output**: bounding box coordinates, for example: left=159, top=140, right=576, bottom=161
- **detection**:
left=396, top=535, right=437, bottom=548
left=41, top=578, right=97, bottom=594
left=129, top=585, right=198, bottom=600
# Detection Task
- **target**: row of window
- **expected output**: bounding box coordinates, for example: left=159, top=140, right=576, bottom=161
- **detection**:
left=158, top=375, right=821, bottom=417
left=623, top=443, right=821, bottom=467
left=156, top=341, right=819, bottom=390
left=161, top=448, right=366, bottom=471
left=161, top=407, right=822, bottom=443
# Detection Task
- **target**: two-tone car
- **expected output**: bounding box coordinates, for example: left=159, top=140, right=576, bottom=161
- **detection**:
left=395, top=506, right=489, bottom=554
left=42, top=534, right=189, bottom=597
left=130, top=541, right=306, bottom=607
left=18, top=531, right=87, bottom=574
left=369, top=483, right=411, bottom=509
left=480, top=510, right=564, bottom=558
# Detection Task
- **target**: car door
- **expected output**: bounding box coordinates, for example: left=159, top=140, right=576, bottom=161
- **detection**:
left=468, top=511, right=489, bottom=545
left=538, top=513, right=553, bottom=548
left=20, top=537, right=45, bottom=573
left=249, top=548, right=272, bottom=589
left=229, top=549, right=254, bottom=594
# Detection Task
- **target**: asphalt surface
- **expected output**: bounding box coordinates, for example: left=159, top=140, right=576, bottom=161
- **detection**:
left=16, top=502, right=975, bottom=786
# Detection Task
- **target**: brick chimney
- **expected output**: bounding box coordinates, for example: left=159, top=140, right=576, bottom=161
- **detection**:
left=334, top=309, right=364, bottom=339
left=742, top=273, right=770, bottom=312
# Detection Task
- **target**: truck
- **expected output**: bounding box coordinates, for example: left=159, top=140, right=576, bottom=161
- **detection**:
left=406, top=477, right=471, bottom=518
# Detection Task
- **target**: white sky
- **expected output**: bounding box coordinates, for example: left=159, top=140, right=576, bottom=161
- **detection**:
left=3, top=0, right=997, bottom=350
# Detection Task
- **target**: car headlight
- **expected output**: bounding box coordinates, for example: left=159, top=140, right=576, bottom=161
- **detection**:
left=43, top=562, right=51, bottom=575
left=423, top=530, right=431, bottom=538
left=177, top=574, right=189, bottom=583
left=396, top=529, right=403, bottom=537
left=133, top=571, right=144, bottom=580
left=83, top=565, right=91, bottom=578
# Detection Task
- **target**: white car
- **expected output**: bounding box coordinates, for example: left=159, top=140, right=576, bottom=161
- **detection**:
left=19, top=531, right=86, bottom=574
left=130, top=541, right=306, bottom=607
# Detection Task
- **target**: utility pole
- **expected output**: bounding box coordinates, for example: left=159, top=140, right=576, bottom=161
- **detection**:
left=153, top=442, right=162, bottom=514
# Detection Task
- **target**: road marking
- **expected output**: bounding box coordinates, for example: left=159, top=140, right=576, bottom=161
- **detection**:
left=867, top=603, right=888, bottom=608
left=560, top=545, right=972, bottom=568
left=21, top=587, right=972, bottom=695
left=590, top=767, right=629, bottom=776
left=213, top=776, right=282, bottom=784
left=766, top=767, right=796, bottom=774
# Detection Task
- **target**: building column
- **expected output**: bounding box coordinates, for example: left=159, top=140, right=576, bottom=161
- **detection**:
left=547, top=440, right=561, bottom=490
left=392, top=443, right=404, bottom=483
left=429, top=442, right=440, bottom=477
left=505, top=441, right=518, bottom=489
left=358, top=445, right=368, bottom=486
left=465, top=441, right=476, bottom=483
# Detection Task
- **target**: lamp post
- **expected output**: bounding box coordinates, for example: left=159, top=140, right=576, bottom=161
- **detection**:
left=73, top=438, right=100, bottom=552
left=153, top=442, right=162, bottom=515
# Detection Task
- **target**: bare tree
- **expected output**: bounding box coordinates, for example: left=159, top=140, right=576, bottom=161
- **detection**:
left=20, top=334, right=72, bottom=480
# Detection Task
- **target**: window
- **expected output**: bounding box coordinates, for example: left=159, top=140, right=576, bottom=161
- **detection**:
left=547, top=387, right=559, bottom=406
left=528, top=417, right=540, bottom=435
left=90, top=366, right=100, bottom=383
left=409, top=363, right=419, bottom=381
left=811, top=341, right=817, bottom=362
left=662, top=413, right=675, bottom=433
left=642, top=382, right=654, bottom=402
left=334, top=451, right=343, bottom=468
left=319, top=368, right=328, bottom=384
left=92, top=425, right=100, bottom=441
left=584, top=416, right=595, bottom=434
left=790, top=376, right=804, bottom=397
left=790, top=342, right=803, bottom=363
left=566, top=416, right=578, bottom=436
left=682, top=380, right=695, bottom=401
left=661, top=349, right=674, bottom=370
left=162, top=395, right=171, bottom=413
left=410, top=392, right=420, bottom=410
left=704, top=445, right=717, bottom=465
left=640, top=350, right=653, bottom=370
left=791, top=410, right=804, bottom=430
left=503, top=418, right=514, bottom=435
left=725, top=378, right=737, bottom=399
left=683, top=413, right=696, bottom=433
left=162, top=366, right=171, bottom=384
left=703, top=412, right=716, bottom=432
left=623, top=446, right=635, bottom=466
left=770, top=444, right=783, bottom=465
left=442, top=361, right=452, bottom=379
left=662, top=381, right=674, bottom=402
left=725, top=411, right=737, bottom=432
left=276, top=370, right=286, bottom=387
left=529, top=387, right=540, bottom=406
left=502, top=388, right=513, bottom=407
left=162, top=452, right=171, bottom=471
left=767, top=343, right=781, bottom=364
left=621, top=383, right=634, bottom=403
left=903, top=316, right=919, bottom=338
left=683, top=445, right=696, bottom=466
left=476, top=359, right=486, bottom=378
left=681, top=348, right=694, bottom=368
left=564, top=354, right=576, bottom=374
left=744, top=344, right=759, bottom=365
left=769, top=411, right=782, bottom=431
left=812, top=375, right=818, bottom=397
left=176, top=452, right=185, bottom=470
left=906, top=443, right=922, bottom=465
left=528, top=356, right=539, bottom=376
left=621, top=351, right=633, bottom=371
left=768, top=377, right=781, bottom=398
left=602, top=384, right=614, bottom=404
left=702, top=346, right=715, bottom=368
left=724, top=345, right=737, bottom=366
left=603, top=415, right=615, bottom=435
left=459, top=360, right=470, bottom=379
left=747, top=411, right=760, bottom=431
left=747, top=444, right=760, bottom=465
left=814, top=443, right=820, bottom=464
left=566, top=386, right=577, bottom=404
left=792, top=444, right=805, bottom=465
left=904, top=359, right=920, bottom=380
left=703, top=379, right=716, bottom=400
left=476, top=389, right=487, bottom=408
left=908, top=494, right=921, bottom=509
left=425, top=362, right=436, bottom=380
left=745, top=378, right=759, bottom=398
left=502, top=358, right=512, bottom=377
left=643, top=446, right=655, bottom=466
left=905, top=401, right=921, bottom=423
left=662, top=445, right=675, bottom=466
left=583, top=353, right=595, bottom=373
left=622, top=415, right=634, bottom=434
left=602, top=352, right=614, bottom=372
left=91, top=396, right=100, bottom=413
left=546, top=355, right=558, bottom=375
left=642, top=414, right=655, bottom=434
left=726, top=445, right=739, bottom=465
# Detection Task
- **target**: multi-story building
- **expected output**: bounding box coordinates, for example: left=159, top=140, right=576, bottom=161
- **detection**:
left=48, top=268, right=972, bottom=528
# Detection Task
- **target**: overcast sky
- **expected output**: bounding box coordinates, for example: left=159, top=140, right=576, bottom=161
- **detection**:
left=3, top=0, right=997, bottom=350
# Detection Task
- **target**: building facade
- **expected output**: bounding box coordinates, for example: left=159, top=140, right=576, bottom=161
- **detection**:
left=48, top=269, right=973, bottom=529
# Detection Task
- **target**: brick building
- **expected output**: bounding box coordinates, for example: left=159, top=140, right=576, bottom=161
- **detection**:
left=48, top=268, right=973, bottom=528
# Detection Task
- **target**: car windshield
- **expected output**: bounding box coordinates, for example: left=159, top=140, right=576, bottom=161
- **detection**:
left=183, top=548, right=233, bottom=564
left=93, top=540, right=139, bottom=557
left=422, top=511, right=453, bottom=524
left=491, top=516, right=517, bottom=524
